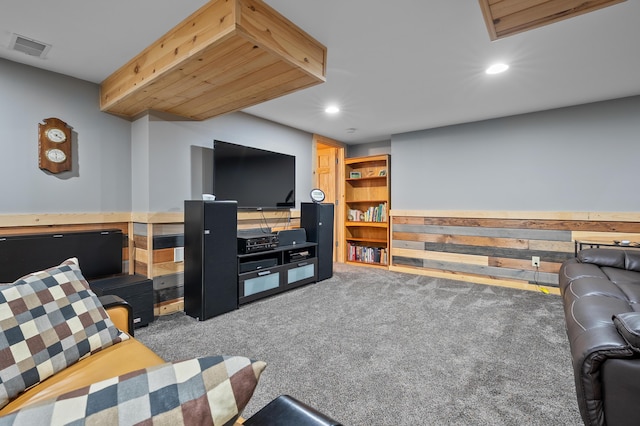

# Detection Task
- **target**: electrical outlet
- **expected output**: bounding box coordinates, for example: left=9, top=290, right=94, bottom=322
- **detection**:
left=174, top=247, right=184, bottom=263
left=532, top=256, right=540, bottom=267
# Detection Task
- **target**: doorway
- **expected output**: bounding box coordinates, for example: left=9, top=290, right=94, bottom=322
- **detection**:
left=312, top=134, right=345, bottom=263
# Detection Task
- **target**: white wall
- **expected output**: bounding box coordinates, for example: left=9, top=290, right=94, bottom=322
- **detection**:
left=391, top=95, right=640, bottom=211
left=0, top=59, right=132, bottom=214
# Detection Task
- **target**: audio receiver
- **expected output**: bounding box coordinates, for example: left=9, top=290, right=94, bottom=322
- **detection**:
left=237, top=234, right=279, bottom=254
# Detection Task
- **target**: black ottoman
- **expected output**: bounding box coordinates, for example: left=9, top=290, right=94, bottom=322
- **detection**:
left=243, top=395, right=341, bottom=426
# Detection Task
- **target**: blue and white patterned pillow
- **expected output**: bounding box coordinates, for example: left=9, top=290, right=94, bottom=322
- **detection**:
left=0, top=356, right=267, bottom=426
left=0, top=258, right=126, bottom=408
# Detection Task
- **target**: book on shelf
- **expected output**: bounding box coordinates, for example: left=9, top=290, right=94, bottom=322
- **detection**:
left=347, top=242, right=388, bottom=265
left=347, top=203, right=387, bottom=223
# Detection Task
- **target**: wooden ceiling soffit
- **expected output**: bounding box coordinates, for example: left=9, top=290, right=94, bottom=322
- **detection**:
left=99, top=0, right=326, bottom=120
left=479, top=0, right=627, bottom=40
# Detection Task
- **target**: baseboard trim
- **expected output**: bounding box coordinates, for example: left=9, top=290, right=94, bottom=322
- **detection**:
left=389, top=264, right=560, bottom=295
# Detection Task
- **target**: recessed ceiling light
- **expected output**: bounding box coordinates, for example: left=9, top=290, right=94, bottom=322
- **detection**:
left=486, top=63, right=509, bottom=75
left=325, top=105, right=340, bottom=114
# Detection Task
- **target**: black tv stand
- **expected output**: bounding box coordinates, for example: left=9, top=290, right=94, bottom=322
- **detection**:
left=237, top=242, right=318, bottom=305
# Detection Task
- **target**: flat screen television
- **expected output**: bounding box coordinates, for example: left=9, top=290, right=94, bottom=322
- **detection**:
left=212, top=140, right=295, bottom=210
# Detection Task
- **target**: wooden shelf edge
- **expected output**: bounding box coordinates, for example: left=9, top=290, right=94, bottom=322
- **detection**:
left=346, top=221, right=388, bottom=228
left=345, top=154, right=389, bottom=164
left=346, top=176, right=387, bottom=182
left=345, top=260, right=389, bottom=269
left=345, top=199, right=388, bottom=204
left=346, top=238, right=388, bottom=244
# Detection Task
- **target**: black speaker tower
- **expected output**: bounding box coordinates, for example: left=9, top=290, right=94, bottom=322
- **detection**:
left=184, top=200, right=238, bottom=320
left=301, top=202, right=334, bottom=281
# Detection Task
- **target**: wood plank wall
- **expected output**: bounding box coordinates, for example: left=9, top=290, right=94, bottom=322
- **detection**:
left=390, top=211, right=640, bottom=294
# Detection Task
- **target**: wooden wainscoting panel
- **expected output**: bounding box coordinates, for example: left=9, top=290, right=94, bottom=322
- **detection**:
left=132, top=234, right=148, bottom=250
left=487, top=257, right=560, bottom=274
left=528, top=240, right=575, bottom=252
left=391, top=211, right=640, bottom=290
left=153, top=261, right=184, bottom=277
left=391, top=210, right=640, bottom=222
left=0, top=212, right=131, bottom=228
left=155, top=299, right=185, bottom=317
left=393, top=232, right=529, bottom=249
left=134, top=248, right=149, bottom=265
left=393, top=247, right=488, bottom=266
left=153, top=248, right=175, bottom=264
left=572, top=231, right=640, bottom=242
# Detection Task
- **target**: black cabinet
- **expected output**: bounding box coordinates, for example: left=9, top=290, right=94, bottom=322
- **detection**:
left=89, top=274, right=154, bottom=329
left=184, top=200, right=238, bottom=320
left=0, top=230, right=123, bottom=283
left=237, top=243, right=317, bottom=305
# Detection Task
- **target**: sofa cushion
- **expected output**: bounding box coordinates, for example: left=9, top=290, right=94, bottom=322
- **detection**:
left=613, top=312, right=640, bottom=351
left=578, top=248, right=626, bottom=269
left=0, top=356, right=267, bottom=426
left=578, top=248, right=640, bottom=272
left=0, top=258, right=125, bottom=409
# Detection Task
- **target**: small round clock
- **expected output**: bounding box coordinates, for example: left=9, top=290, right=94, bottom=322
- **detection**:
left=45, top=128, right=67, bottom=143
left=46, top=148, right=67, bottom=163
left=39, top=117, right=72, bottom=173
left=310, top=188, right=325, bottom=203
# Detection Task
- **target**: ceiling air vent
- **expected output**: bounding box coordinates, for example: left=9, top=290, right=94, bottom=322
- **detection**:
left=9, top=33, right=51, bottom=58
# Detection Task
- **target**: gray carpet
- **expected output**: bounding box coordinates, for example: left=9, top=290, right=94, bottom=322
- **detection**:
left=136, top=263, right=582, bottom=425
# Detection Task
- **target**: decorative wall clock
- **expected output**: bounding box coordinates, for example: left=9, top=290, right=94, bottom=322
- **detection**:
left=38, top=117, right=72, bottom=173
left=310, top=188, right=325, bottom=203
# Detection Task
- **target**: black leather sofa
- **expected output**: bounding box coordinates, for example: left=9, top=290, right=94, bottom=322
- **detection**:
left=559, top=248, right=640, bottom=426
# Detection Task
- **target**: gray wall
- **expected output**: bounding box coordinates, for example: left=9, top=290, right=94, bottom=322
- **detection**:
left=4, top=58, right=640, bottom=215
left=131, top=115, right=150, bottom=212
left=348, top=140, right=391, bottom=158
left=0, top=59, right=132, bottom=214
left=1, top=59, right=314, bottom=216
left=133, top=113, right=314, bottom=213
left=391, top=95, right=640, bottom=211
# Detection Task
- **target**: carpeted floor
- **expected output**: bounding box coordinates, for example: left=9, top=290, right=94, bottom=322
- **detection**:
left=136, top=263, right=582, bottom=425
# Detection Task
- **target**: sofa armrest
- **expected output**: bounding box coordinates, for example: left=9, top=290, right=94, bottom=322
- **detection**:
left=99, top=294, right=134, bottom=336
left=613, top=312, right=640, bottom=350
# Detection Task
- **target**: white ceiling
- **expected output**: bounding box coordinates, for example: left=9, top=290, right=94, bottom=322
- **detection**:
left=1, top=1, right=639, bottom=144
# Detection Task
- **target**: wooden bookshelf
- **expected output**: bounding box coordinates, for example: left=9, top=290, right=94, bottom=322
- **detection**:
left=344, top=155, right=390, bottom=268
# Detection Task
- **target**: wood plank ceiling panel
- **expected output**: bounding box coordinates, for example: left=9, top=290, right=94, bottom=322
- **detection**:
left=479, top=0, right=627, bottom=40
left=100, top=0, right=326, bottom=120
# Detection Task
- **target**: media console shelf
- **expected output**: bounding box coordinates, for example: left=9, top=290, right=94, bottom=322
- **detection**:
left=238, top=242, right=318, bottom=305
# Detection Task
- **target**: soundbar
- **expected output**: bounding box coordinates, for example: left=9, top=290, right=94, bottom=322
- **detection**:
left=237, top=234, right=279, bottom=254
